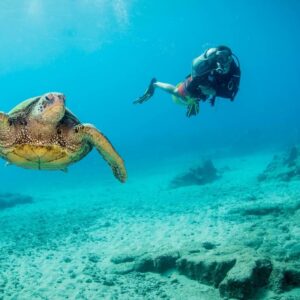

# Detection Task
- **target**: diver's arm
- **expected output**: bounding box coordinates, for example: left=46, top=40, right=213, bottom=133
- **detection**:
left=192, top=53, right=215, bottom=78
left=198, top=85, right=216, bottom=97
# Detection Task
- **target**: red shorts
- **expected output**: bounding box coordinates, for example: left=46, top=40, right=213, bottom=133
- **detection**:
left=177, top=77, right=193, bottom=98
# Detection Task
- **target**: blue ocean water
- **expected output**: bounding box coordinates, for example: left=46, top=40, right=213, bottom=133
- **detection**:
left=0, top=1, right=300, bottom=299
left=1, top=1, right=299, bottom=188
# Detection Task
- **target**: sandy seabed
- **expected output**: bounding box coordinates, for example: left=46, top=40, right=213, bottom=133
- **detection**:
left=0, top=150, right=299, bottom=300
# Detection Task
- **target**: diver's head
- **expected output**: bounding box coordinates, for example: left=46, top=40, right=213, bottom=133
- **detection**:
left=206, top=46, right=233, bottom=74
left=215, top=46, right=233, bottom=74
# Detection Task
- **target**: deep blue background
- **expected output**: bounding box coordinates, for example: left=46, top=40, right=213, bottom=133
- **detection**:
left=0, top=0, right=299, bottom=188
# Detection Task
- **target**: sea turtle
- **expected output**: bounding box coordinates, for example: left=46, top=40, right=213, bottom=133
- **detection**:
left=0, top=92, right=127, bottom=182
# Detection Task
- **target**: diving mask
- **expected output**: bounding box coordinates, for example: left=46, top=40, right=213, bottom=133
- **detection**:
left=215, top=50, right=233, bottom=74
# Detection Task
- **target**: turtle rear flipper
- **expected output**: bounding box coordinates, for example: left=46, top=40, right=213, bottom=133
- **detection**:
left=76, top=124, right=127, bottom=182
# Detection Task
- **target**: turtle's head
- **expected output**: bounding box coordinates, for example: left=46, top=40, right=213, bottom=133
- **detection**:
left=31, top=92, right=66, bottom=124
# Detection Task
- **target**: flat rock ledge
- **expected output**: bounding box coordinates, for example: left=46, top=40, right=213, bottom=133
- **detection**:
left=110, top=250, right=300, bottom=299
left=176, top=254, right=236, bottom=288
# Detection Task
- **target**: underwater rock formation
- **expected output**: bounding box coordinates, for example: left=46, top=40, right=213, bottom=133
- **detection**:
left=110, top=251, right=180, bottom=274
left=241, top=205, right=282, bottom=216
left=110, top=253, right=138, bottom=264
left=177, top=254, right=236, bottom=287
left=133, top=255, right=155, bottom=273
left=258, top=146, right=300, bottom=181
left=218, top=257, right=272, bottom=299
left=0, top=193, right=33, bottom=210
left=169, top=159, right=219, bottom=188
left=134, top=252, right=180, bottom=273
left=269, top=265, right=300, bottom=293
left=109, top=248, right=300, bottom=298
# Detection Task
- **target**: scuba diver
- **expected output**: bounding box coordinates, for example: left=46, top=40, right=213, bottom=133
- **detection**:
left=133, top=45, right=241, bottom=117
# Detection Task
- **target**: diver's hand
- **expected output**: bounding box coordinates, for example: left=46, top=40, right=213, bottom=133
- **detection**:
left=209, top=96, right=216, bottom=107
left=133, top=78, right=156, bottom=104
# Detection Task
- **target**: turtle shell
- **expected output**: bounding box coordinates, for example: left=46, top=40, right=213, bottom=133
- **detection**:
left=2, top=96, right=88, bottom=170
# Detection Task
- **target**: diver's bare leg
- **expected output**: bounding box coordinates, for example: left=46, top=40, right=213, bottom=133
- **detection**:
left=154, top=81, right=187, bottom=102
left=134, top=79, right=185, bottom=104
left=153, top=82, right=176, bottom=94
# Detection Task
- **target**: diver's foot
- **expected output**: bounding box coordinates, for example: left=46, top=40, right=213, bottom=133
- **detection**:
left=186, top=99, right=200, bottom=117
left=133, top=78, right=157, bottom=104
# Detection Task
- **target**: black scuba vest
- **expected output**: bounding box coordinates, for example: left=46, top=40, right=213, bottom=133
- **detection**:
left=187, top=59, right=241, bottom=101
left=211, top=60, right=241, bottom=100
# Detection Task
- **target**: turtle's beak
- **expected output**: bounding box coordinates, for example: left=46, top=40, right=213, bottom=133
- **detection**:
left=45, top=93, right=65, bottom=105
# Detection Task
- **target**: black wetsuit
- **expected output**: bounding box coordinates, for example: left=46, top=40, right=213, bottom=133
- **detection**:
left=186, top=59, right=241, bottom=102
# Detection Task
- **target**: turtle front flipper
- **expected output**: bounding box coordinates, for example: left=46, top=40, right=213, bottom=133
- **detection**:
left=0, top=112, right=13, bottom=148
left=77, top=124, right=127, bottom=183
left=0, top=112, right=10, bottom=136
left=0, top=112, right=8, bottom=122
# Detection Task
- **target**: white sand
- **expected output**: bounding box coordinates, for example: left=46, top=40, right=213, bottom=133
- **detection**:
left=0, top=150, right=299, bottom=299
